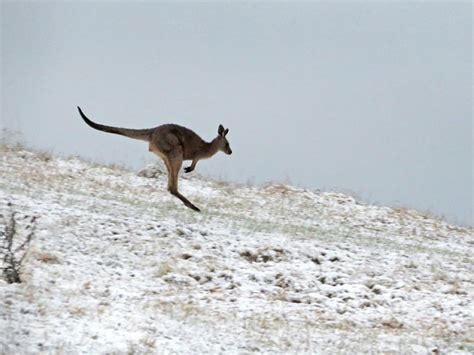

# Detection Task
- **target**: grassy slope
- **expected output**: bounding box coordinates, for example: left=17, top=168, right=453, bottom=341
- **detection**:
left=0, top=144, right=473, bottom=353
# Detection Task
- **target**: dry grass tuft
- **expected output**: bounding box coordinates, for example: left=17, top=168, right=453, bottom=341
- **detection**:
left=68, top=306, right=87, bottom=317
left=381, top=317, right=404, bottom=329
left=32, top=250, right=60, bottom=264
left=140, top=335, right=156, bottom=349
left=154, top=261, right=173, bottom=278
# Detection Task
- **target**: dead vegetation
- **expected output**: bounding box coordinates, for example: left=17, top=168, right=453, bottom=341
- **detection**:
left=0, top=203, right=37, bottom=283
left=240, top=247, right=287, bottom=263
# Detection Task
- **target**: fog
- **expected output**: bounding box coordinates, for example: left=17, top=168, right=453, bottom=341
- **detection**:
left=2, top=2, right=472, bottom=225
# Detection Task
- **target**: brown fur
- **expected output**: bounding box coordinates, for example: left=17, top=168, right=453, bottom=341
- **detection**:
left=78, top=107, right=232, bottom=212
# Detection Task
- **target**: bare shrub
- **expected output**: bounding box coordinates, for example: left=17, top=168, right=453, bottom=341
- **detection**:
left=0, top=203, right=37, bottom=283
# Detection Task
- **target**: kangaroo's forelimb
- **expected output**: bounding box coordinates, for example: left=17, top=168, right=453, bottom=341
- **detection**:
left=184, top=159, right=198, bottom=173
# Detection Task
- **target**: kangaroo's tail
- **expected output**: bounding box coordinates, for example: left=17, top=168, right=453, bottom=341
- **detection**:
left=77, top=106, right=153, bottom=142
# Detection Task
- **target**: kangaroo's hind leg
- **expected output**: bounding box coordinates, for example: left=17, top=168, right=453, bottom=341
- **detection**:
left=149, top=143, right=172, bottom=191
left=167, top=148, right=201, bottom=212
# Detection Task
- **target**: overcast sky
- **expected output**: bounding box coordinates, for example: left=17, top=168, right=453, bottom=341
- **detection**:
left=1, top=1, right=472, bottom=226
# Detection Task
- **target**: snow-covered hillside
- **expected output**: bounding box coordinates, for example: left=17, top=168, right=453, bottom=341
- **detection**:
left=1, top=144, right=473, bottom=354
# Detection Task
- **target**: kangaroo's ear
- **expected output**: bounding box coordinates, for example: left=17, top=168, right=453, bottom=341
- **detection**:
left=224, top=128, right=229, bottom=136
left=218, top=124, right=225, bottom=136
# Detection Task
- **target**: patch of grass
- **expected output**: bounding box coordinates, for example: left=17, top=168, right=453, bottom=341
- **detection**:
left=153, top=261, right=174, bottom=278
left=36, top=149, right=53, bottom=162
left=32, top=249, right=60, bottom=264
left=404, top=260, right=418, bottom=269
left=68, top=306, right=87, bottom=317
left=381, top=317, right=404, bottom=329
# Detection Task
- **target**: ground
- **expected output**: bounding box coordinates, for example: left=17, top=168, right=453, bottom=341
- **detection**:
left=0, top=144, right=473, bottom=353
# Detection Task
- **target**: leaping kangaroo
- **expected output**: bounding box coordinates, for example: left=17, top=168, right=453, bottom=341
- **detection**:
left=77, top=107, right=232, bottom=212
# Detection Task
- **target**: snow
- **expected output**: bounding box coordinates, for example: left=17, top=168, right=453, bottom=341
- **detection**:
left=0, top=144, right=473, bottom=353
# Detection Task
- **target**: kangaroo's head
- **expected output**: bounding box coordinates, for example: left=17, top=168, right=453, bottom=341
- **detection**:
left=217, top=124, right=232, bottom=155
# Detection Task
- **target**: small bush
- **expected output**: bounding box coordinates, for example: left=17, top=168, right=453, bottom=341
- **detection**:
left=0, top=203, right=37, bottom=283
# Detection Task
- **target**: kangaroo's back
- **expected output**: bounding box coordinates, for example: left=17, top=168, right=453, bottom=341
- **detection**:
left=151, top=124, right=206, bottom=159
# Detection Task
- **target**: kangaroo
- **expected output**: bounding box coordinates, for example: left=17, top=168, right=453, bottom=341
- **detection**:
left=77, top=107, right=232, bottom=212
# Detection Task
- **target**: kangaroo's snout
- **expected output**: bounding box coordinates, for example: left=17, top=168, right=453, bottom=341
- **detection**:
left=227, top=149, right=232, bottom=155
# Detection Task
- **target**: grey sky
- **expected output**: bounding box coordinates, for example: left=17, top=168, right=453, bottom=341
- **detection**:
left=2, top=1, right=472, bottom=226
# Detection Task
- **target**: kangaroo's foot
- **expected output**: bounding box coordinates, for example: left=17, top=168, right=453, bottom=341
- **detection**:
left=170, top=190, right=201, bottom=212
left=185, top=201, right=201, bottom=212
left=184, top=166, right=194, bottom=173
